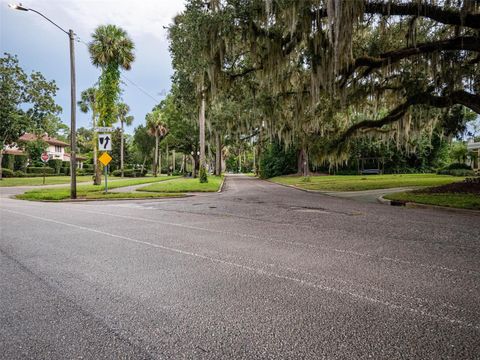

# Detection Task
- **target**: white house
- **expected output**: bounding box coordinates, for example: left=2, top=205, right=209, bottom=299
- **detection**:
left=467, top=139, right=480, bottom=173
left=3, top=133, right=86, bottom=168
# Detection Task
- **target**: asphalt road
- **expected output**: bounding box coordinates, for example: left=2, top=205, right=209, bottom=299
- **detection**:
left=1, top=175, right=479, bottom=359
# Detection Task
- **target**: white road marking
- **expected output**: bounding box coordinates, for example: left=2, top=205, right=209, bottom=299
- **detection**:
left=2, top=208, right=479, bottom=331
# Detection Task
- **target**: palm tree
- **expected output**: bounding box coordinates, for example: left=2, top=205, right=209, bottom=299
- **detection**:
left=88, top=25, right=135, bottom=126
left=146, top=110, right=168, bottom=177
left=117, top=103, right=134, bottom=177
left=78, top=87, right=102, bottom=185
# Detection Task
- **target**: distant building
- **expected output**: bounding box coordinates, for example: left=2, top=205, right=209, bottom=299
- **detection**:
left=467, top=139, right=480, bottom=173
left=3, top=133, right=86, bottom=168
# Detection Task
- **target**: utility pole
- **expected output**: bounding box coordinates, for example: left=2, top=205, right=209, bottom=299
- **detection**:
left=199, top=90, right=206, bottom=171
left=69, top=29, right=77, bottom=199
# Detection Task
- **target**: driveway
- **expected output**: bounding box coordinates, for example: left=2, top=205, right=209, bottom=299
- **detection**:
left=1, top=175, right=479, bottom=359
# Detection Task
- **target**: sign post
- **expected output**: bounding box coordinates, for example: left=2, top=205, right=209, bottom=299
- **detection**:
left=98, top=152, right=112, bottom=193
left=41, top=152, right=49, bottom=185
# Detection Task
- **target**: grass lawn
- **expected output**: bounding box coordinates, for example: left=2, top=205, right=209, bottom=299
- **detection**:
left=384, top=191, right=480, bottom=210
left=138, top=176, right=223, bottom=193
left=270, top=174, right=461, bottom=192
left=0, top=175, right=96, bottom=187
left=16, top=176, right=180, bottom=201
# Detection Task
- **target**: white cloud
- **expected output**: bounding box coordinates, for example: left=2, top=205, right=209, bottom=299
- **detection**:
left=5, top=0, right=186, bottom=42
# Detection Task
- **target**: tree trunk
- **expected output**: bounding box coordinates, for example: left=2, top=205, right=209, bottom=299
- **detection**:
left=297, top=148, right=309, bottom=176
left=120, top=120, right=124, bottom=177
left=0, top=147, right=4, bottom=181
left=159, top=150, right=162, bottom=176
left=166, top=143, right=169, bottom=175
left=141, top=155, right=146, bottom=173
left=199, top=91, right=206, bottom=172
left=154, top=135, right=159, bottom=177
left=172, top=149, right=176, bottom=173
left=215, top=132, right=221, bottom=176
left=93, top=116, right=101, bottom=185
left=192, top=154, right=199, bottom=178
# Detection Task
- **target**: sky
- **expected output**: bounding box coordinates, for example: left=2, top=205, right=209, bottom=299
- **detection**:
left=0, top=0, right=186, bottom=134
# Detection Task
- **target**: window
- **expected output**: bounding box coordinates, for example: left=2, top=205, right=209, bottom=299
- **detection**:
left=55, top=146, right=62, bottom=153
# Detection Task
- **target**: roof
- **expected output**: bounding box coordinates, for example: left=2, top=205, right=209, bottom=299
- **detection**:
left=19, top=133, right=69, bottom=147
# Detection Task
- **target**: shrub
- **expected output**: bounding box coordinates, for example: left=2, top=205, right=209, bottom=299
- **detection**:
left=1, top=154, right=15, bottom=170
left=14, top=155, right=28, bottom=171
left=442, top=163, right=472, bottom=170
left=437, top=169, right=475, bottom=176
left=199, top=166, right=208, bottom=183
left=259, top=141, right=297, bottom=179
left=27, top=167, right=55, bottom=174
left=48, top=159, right=64, bottom=175
left=112, top=169, right=146, bottom=177
left=14, top=170, right=26, bottom=177
left=1, top=168, right=14, bottom=178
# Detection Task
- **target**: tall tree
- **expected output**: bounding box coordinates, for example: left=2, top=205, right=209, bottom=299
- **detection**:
left=146, top=110, right=168, bottom=177
left=78, top=87, right=102, bottom=184
left=88, top=25, right=135, bottom=127
left=116, top=102, right=134, bottom=177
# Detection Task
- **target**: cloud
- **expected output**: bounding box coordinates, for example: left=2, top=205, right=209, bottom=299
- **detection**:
left=5, top=0, right=186, bottom=42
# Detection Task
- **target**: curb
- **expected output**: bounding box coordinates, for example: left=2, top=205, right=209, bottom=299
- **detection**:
left=13, top=194, right=191, bottom=203
left=218, top=176, right=226, bottom=193
left=377, top=195, right=480, bottom=215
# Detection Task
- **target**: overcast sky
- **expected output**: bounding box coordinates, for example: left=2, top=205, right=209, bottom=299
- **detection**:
left=0, top=0, right=186, bottom=134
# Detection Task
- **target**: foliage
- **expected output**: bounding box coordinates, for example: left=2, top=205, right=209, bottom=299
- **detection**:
left=47, top=159, right=63, bottom=175
left=21, top=139, right=47, bottom=167
left=112, top=168, right=147, bottom=177
left=199, top=166, right=208, bottom=183
left=437, top=169, right=475, bottom=176
left=26, top=166, right=55, bottom=174
left=1, top=168, right=14, bottom=178
left=259, top=141, right=297, bottom=179
left=0, top=53, right=61, bottom=178
left=442, top=163, right=473, bottom=171
left=89, top=25, right=135, bottom=126
left=132, top=125, right=155, bottom=166
left=169, top=1, right=480, bottom=168
left=13, top=170, right=25, bottom=177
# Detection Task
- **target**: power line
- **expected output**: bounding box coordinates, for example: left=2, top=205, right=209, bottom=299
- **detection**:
left=75, top=35, right=161, bottom=104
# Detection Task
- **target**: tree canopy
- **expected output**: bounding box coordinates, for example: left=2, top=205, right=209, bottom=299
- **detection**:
left=168, top=0, right=479, bottom=166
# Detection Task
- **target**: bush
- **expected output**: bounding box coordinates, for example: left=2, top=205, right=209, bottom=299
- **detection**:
left=442, top=163, right=472, bottom=170
left=14, top=155, right=28, bottom=171
left=27, top=166, right=55, bottom=174
left=14, top=170, right=26, bottom=177
left=48, top=159, right=64, bottom=175
left=1, top=168, right=14, bottom=178
left=259, top=141, right=297, bottom=179
left=112, top=169, right=147, bottom=177
left=199, top=166, right=208, bottom=183
left=1, top=154, right=15, bottom=170
left=437, top=169, right=475, bottom=176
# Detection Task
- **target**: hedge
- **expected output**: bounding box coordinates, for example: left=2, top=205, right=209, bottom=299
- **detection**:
left=1, top=168, right=14, bottom=178
left=442, top=163, right=473, bottom=171
left=437, top=169, right=475, bottom=176
left=27, top=166, right=55, bottom=174
left=112, top=169, right=147, bottom=177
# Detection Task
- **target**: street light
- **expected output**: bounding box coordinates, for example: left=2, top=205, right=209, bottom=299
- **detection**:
left=9, top=3, right=77, bottom=199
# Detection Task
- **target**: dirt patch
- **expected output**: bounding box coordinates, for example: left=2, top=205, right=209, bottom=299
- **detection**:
left=414, top=178, right=480, bottom=195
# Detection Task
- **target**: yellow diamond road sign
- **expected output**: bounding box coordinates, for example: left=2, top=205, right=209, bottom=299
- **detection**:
left=98, top=152, right=112, bottom=166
